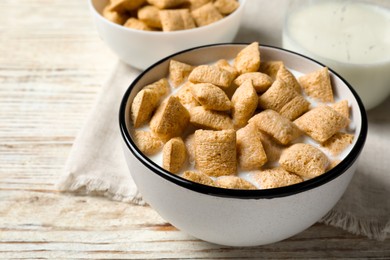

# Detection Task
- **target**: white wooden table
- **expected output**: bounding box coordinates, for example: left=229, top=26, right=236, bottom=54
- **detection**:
left=0, top=0, right=389, bottom=258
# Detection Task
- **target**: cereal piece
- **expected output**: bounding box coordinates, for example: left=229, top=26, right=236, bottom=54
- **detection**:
left=188, top=0, right=212, bottom=10
left=159, top=9, right=196, bottom=32
left=138, top=5, right=162, bottom=29
left=330, top=100, right=350, bottom=119
left=109, top=0, right=146, bottom=12
left=215, top=176, right=257, bottom=190
left=233, top=72, right=273, bottom=93
left=195, top=129, right=237, bottom=177
left=279, top=95, right=310, bottom=121
left=189, top=106, right=234, bottom=130
left=234, top=42, right=260, bottom=74
left=253, top=168, right=303, bottom=189
left=213, top=0, right=239, bottom=15
left=236, top=124, right=267, bottom=170
left=259, top=60, right=284, bottom=80
left=231, top=80, right=258, bottom=128
left=190, top=83, right=231, bottom=111
left=249, top=109, right=301, bottom=145
left=150, top=96, right=190, bottom=139
left=143, top=78, right=170, bottom=97
left=147, top=0, right=187, bottom=9
left=294, top=105, right=349, bottom=143
left=175, top=82, right=200, bottom=109
left=257, top=131, right=284, bottom=163
left=124, top=18, right=153, bottom=31
left=102, top=6, right=127, bottom=25
left=191, top=3, right=224, bottom=27
left=163, top=137, right=187, bottom=173
left=298, top=67, right=334, bottom=102
left=258, top=79, right=298, bottom=112
left=188, top=65, right=234, bottom=88
left=182, top=171, right=216, bottom=186
left=131, top=89, right=160, bottom=128
left=215, top=59, right=238, bottom=79
left=279, top=143, right=329, bottom=179
left=133, top=130, right=163, bottom=155
left=169, top=60, right=194, bottom=87
left=184, top=134, right=196, bottom=164
left=277, top=65, right=301, bottom=93
left=322, top=132, right=354, bottom=156
left=328, top=159, right=341, bottom=170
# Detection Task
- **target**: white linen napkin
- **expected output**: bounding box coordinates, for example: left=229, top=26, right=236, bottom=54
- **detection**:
left=57, top=60, right=389, bottom=241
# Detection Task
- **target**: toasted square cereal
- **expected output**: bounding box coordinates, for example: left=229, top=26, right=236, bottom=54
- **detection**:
left=124, top=18, right=153, bottom=31
left=163, top=137, right=187, bottom=173
left=184, top=134, right=196, bottom=164
left=159, top=9, right=196, bottom=31
left=215, top=176, right=257, bottom=190
left=330, top=100, right=350, bottom=119
left=236, top=124, right=267, bottom=170
left=257, top=130, right=284, bottom=163
left=189, top=106, right=234, bottom=130
left=298, top=67, right=334, bottom=102
left=147, top=0, right=187, bottom=9
left=249, top=109, right=301, bottom=145
left=190, top=83, right=232, bottom=111
left=182, top=171, right=216, bottom=186
left=215, top=59, right=238, bottom=79
left=277, top=65, right=301, bottom=93
left=234, top=42, right=260, bottom=74
left=253, top=168, right=303, bottom=189
left=150, top=96, right=190, bottom=139
left=279, top=95, right=310, bottom=121
left=188, top=64, right=234, bottom=88
left=102, top=6, right=128, bottom=25
left=322, top=132, right=354, bottom=156
left=138, top=5, right=162, bottom=29
left=175, top=81, right=200, bottom=109
left=143, top=78, right=170, bottom=97
left=191, top=2, right=224, bottom=27
left=131, top=89, right=160, bottom=128
left=233, top=72, right=273, bottom=93
left=279, top=143, right=329, bottom=179
left=328, top=159, right=341, bottom=170
left=109, top=0, right=146, bottom=12
left=259, top=60, right=284, bottom=80
left=133, top=130, right=164, bottom=155
left=169, top=60, right=194, bottom=87
left=258, top=79, right=299, bottom=112
left=294, top=105, right=349, bottom=143
left=195, top=129, right=237, bottom=176
left=231, top=80, right=258, bottom=128
left=213, top=0, right=239, bottom=15
left=187, top=0, right=212, bottom=10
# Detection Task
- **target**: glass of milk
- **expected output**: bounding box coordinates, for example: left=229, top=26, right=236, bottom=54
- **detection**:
left=282, top=0, right=390, bottom=110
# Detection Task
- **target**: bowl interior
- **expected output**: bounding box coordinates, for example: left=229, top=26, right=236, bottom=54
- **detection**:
left=120, top=43, right=367, bottom=198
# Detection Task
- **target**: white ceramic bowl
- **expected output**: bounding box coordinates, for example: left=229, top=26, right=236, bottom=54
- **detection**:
left=119, top=44, right=367, bottom=246
left=89, top=0, right=247, bottom=70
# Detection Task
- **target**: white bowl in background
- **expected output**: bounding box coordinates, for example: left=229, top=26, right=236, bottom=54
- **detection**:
left=119, top=44, right=367, bottom=246
left=89, top=0, right=247, bottom=70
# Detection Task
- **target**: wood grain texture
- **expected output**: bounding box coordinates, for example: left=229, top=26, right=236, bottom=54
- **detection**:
left=0, top=0, right=389, bottom=258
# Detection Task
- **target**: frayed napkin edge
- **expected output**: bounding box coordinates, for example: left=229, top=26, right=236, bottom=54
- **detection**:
left=56, top=172, right=146, bottom=205
left=320, top=209, right=389, bottom=241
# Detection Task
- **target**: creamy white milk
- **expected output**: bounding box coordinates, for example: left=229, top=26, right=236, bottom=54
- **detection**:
left=283, top=1, right=390, bottom=109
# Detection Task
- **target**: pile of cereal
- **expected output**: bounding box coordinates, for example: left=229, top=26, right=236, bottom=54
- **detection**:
left=130, top=42, right=355, bottom=190
left=102, top=0, right=240, bottom=31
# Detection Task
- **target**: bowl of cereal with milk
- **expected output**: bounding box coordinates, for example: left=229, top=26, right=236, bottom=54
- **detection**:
left=88, top=0, right=246, bottom=70
left=119, top=42, right=367, bottom=246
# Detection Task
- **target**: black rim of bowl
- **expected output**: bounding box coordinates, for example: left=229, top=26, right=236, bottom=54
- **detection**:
left=119, top=43, right=368, bottom=199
